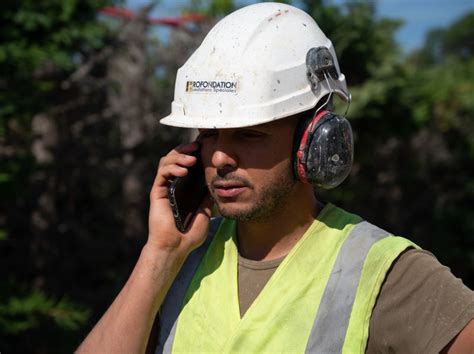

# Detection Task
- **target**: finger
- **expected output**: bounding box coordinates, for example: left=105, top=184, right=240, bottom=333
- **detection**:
left=149, top=169, right=183, bottom=202
left=171, top=141, right=200, bottom=155
left=152, top=155, right=197, bottom=198
left=159, top=154, right=197, bottom=172
left=156, top=141, right=201, bottom=179
left=158, top=163, right=189, bottom=181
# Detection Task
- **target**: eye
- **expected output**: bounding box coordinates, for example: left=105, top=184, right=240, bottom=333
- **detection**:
left=198, top=129, right=218, bottom=139
left=237, top=129, right=266, bottom=139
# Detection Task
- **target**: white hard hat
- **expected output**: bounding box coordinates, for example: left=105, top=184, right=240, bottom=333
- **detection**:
left=160, top=2, right=349, bottom=129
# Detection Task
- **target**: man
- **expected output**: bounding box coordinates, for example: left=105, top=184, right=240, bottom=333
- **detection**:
left=78, top=3, right=474, bottom=353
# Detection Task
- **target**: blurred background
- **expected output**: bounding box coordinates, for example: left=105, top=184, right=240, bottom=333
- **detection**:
left=1, top=0, right=473, bottom=352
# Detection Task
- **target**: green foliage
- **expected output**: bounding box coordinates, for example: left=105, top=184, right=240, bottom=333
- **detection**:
left=442, top=12, right=474, bottom=59
left=187, top=0, right=291, bottom=17
left=410, top=58, right=474, bottom=129
left=208, top=0, right=235, bottom=16
left=2, top=0, right=108, bottom=63
left=0, top=0, right=115, bottom=352
left=0, top=273, right=93, bottom=353
left=188, top=0, right=236, bottom=16
left=302, top=0, right=402, bottom=84
left=0, top=0, right=110, bottom=120
left=411, top=11, right=474, bottom=64
left=0, top=291, right=89, bottom=334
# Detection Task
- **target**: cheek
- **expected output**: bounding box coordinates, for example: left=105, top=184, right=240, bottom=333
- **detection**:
left=204, top=166, right=214, bottom=186
left=200, top=142, right=213, bottom=166
left=198, top=144, right=212, bottom=183
left=241, top=143, right=293, bottom=169
left=248, top=156, right=294, bottom=190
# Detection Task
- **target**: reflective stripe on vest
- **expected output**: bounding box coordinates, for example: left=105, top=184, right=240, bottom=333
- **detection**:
left=305, top=221, right=389, bottom=353
left=156, top=206, right=416, bottom=353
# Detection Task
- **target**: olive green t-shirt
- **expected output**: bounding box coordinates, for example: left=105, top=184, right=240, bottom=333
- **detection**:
left=238, top=249, right=474, bottom=353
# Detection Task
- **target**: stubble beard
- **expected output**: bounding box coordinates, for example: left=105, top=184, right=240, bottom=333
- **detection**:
left=213, top=169, right=297, bottom=222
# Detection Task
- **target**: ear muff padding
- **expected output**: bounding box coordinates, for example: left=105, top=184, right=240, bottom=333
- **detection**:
left=293, top=110, right=353, bottom=189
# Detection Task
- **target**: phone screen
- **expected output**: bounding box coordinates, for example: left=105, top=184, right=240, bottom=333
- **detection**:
left=168, top=151, right=208, bottom=232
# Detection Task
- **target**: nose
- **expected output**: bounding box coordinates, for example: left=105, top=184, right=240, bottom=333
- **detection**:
left=210, top=134, right=238, bottom=174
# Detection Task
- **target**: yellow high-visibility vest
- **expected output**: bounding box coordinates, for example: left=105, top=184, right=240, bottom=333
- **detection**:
left=157, top=204, right=417, bottom=353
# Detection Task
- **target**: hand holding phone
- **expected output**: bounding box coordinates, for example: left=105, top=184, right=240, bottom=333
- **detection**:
left=168, top=149, right=208, bottom=232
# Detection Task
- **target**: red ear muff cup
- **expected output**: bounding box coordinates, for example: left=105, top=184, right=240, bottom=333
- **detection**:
left=293, top=110, right=328, bottom=183
left=292, top=111, right=353, bottom=189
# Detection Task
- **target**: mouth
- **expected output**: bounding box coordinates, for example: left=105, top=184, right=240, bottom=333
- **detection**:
left=212, top=180, right=248, bottom=198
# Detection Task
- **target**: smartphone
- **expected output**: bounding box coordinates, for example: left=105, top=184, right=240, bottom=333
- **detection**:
left=168, top=150, right=208, bottom=232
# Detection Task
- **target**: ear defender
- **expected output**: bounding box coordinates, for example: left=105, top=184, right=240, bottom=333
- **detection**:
left=291, top=46, right=354, bottom=189
left=292, top=110, right=353, bottom=189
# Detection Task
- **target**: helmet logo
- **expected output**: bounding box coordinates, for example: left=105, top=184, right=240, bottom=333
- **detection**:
left=186, top=81, right=193, bottom=92
left=185, top=80, right=237, bottom=93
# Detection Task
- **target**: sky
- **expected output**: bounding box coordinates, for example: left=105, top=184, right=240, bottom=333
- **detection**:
left=127, top=0, right=474, bottom=52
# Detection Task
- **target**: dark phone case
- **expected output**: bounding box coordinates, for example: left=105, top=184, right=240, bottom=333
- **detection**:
left=167, top=153, right=207, bottom=232
left=168, top=183, right=186, bottom=232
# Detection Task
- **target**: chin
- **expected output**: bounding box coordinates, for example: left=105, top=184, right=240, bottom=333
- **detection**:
left=216, top=203, right=244, bottom=218
left=216, top=203, right=272, bottom=222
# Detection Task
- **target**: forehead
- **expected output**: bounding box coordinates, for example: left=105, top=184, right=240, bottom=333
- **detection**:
left=254, top=115, right=300, bottom=131
left=199, top=115, right=300, bottom=134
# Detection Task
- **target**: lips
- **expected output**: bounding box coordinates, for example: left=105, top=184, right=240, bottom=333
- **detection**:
left=212, top=180, right=248, bottom=198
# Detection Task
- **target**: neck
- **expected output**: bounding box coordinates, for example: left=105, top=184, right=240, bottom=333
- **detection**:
left=236, top=184, right=321, bottom=261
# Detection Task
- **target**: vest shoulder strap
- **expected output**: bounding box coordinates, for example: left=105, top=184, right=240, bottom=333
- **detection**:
left=156, top=217, right=222, bottom=354
left=305, top=221, right=392, bottom=353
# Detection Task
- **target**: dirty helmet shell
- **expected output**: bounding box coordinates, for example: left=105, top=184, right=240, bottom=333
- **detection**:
left=160, top=2, right=349, bottom=129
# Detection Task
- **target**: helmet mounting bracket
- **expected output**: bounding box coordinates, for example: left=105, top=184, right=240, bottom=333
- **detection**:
left=306, top=46, right=339, bottom=94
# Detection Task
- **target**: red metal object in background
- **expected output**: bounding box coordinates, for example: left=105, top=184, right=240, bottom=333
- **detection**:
left=99, top=6, right=206, bottom=27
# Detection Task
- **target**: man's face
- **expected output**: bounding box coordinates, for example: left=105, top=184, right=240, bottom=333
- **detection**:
left=199, top=117, right=299, bottom=222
